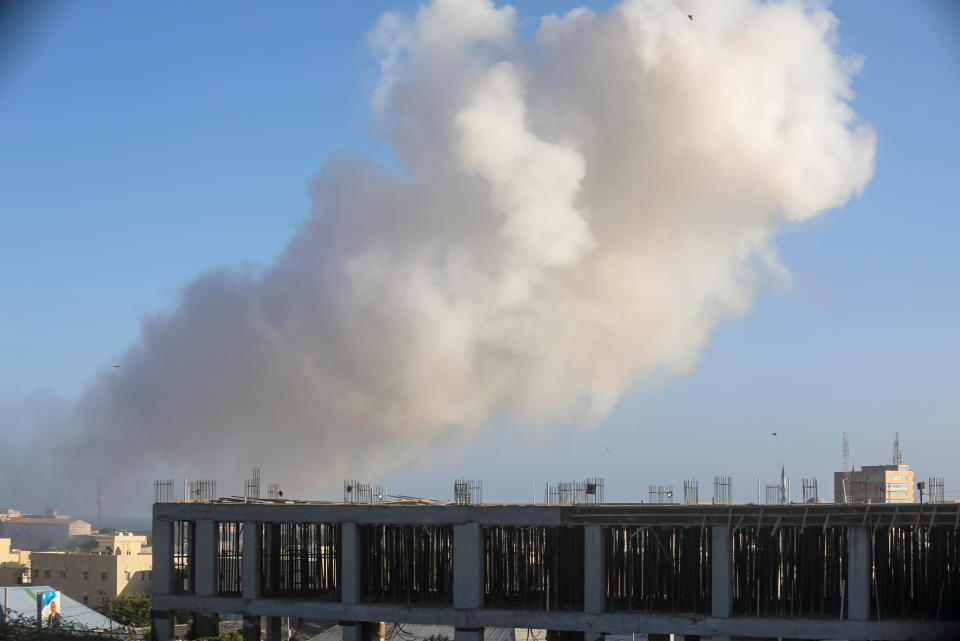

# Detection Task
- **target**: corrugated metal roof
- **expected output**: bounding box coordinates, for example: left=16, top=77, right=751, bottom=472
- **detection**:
left=0, top=585, right=124, bottom=630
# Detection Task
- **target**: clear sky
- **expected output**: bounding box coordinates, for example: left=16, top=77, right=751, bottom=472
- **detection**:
left=1, top=1, right=958, bottom=517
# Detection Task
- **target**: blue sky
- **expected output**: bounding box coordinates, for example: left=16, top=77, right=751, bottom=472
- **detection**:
left=1, top=1, right=958, bottom=512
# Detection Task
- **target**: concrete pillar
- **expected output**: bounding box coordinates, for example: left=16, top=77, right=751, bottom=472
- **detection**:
left=242, top=521, right=261, bottom=600
left=151, top=610, right=173, bottom=641
left=847, top=525, right=871, bottom=621
left=194, top=519, right=218, bottom=596
left=453, top=523, right=483, bottom=609
left=711, top=526, right=732, bottom=618
left=152, top=517, right=173, bottom=595
left=341, top=622, right=380, bottom=641
left=243, top=616, right=261, bottom=641
left=192, top=614, right=219, bottom=639
left=584, top=525, right=605, bottom=614
left=266, top=616, right=282, bottom=641
left=455, top=628, right=484, bottom=641
left=341, top=522, right=362, bottom=604
left=191, top=519, right=218, bottom=640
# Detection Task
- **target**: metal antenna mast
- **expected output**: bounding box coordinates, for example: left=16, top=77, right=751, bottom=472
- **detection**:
left=842, top=432, right=850, bottom=473
left=893, top=432, right=903, bottom=466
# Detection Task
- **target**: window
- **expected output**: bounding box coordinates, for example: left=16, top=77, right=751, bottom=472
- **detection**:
left=888, top=491, right=907, bottom=496
left=887, top=483, right=908, bottom=489
left=59, top=570, right=66, bottom=579
left=32, top=569, right=39, bottom=578
left=82, top=570, right=89, bottom=580
left=890, top=474, right=908, bottom=480
left=44, top=569, right=51, bottom=578
left=82, top=596, right=88, bottom=604
left=100, top=571, right=108, bottom=581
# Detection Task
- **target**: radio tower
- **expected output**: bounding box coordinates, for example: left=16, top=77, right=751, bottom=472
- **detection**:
left=893, top=432, right=903, bottom=466
left=841, top=432, right=851, bottom=503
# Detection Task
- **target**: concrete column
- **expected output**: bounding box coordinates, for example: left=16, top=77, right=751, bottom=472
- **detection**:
left=341, top=622, right=380, bottom=641
left=243, top=616, right=261, bottom=641
left=152, top=517, right=173, bottom=596
left=847, top=525, right=871, bottom=621
left=584, top=525, right=605, bottom=614
left=455, top=627, right=484, bottom=641
left=192, top=614, right=219, bottom=639
left=454, top=523, right=484, bottom=609
left=711, top=526, right=732, bottom=618
left=266, top=616, right=282, bottom=641
left=341, top=522, right=362, bottom=604
left=194, top=519, right=218, bottom=596
left=242, top=521, right=261, bottom=600
left=151, top=610, right=173, bottom=641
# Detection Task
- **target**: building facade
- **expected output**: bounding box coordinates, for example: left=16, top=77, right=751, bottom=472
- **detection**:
left=29, top=533, right=152, bottom=606
left=0, top=537, right=31, bottom=585
left=0, top=514, right=93, bottom=550
left=834, top=464, right=915, bottom=503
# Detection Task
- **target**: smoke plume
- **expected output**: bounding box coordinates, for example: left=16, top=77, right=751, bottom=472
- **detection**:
left=7, top=0, right=875, bottom=513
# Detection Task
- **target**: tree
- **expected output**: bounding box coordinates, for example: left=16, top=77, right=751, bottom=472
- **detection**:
left=98, top=595, right=151, bottom=627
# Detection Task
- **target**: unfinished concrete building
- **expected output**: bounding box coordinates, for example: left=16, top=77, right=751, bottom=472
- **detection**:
left=152, top=501, right=960, bottom=641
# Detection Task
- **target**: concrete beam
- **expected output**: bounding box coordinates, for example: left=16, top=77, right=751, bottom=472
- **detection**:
left=154, top=594, right=960, bottom=641
left=152, top=517, right=173, bottom=596
left=847, top=526, right=871, bottom=621
left=711, top=526, right=732, bottom=619
left=341, top=522, right=362, bottom=604
left=153, top=501, right=960, bottom=529
left=453, top=523, right=483, bottom=609
left=194, top=519, right=218, bottom=596
left=583, top=525, right=605, bottom=615
left=242, top=521, right=261, bottom=600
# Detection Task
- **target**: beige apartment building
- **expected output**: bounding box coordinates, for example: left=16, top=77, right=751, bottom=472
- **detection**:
left=29, top=532, right=152, bottom=606
left=834, top=464, right=915, bottom=503
left=0, top=536, right=31, bottom=585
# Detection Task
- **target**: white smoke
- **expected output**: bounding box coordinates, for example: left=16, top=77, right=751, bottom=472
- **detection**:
left=6, top=0, right=875, bottom=514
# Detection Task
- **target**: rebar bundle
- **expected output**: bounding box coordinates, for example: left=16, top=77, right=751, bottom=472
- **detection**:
left=260, top=522, right=340, bottom=600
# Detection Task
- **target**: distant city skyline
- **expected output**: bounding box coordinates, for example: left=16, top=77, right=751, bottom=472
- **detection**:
left=1, top=1, right=958, bottom=519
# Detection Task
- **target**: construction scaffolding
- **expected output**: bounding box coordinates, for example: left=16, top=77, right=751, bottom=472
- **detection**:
left=360, top=524, right=453, bottom=605
left=607, top=526, right=711, bottom=613
left=484, top=525, right=584, bottom=611
left=732, top=525, right=846, bottom=618
left=260, top=522, right=340, bottom=600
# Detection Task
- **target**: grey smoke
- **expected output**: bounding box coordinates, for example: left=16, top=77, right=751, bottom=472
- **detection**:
left=4, top=0, right=875, bottom=514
